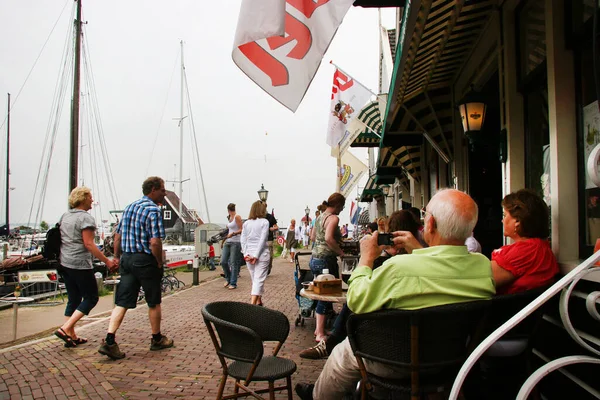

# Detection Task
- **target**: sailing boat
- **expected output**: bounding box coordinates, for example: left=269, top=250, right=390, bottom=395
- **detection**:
left=0, top=93, right=47, bottom=270
left=162, top=41, right=210, bottom=269
left=1, top=0, right=119, bottom=273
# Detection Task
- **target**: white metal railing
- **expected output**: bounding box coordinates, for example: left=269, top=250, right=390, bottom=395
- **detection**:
left=450, top=251, right=600, bottom=399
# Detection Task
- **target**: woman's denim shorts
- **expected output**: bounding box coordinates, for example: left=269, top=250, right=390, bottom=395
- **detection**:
left=309, top=255, right=339, bottom=315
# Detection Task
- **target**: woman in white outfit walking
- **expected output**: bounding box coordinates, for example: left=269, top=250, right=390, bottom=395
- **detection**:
left=241, top=201, right=270, bottom=306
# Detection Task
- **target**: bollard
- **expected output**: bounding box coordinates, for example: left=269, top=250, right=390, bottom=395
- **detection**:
left=95, top=272, right=104, bottom=293
left=191, top=260, right=199, bottom=286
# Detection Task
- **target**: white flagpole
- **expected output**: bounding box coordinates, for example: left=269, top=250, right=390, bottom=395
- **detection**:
left=336, top=144, right=342, bottom=192
left=356, top=116, right=382, bottom=138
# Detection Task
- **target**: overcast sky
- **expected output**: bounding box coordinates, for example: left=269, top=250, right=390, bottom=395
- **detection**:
left=0, top=1, right=396, bottom=232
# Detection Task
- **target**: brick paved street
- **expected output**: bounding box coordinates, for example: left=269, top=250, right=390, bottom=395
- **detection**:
left=0, top=257, right=330, bottom=399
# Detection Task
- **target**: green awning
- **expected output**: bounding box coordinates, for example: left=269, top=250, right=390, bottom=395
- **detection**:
left=359, top=174, right=383, bottom=202
left=351, top=100, right=383, bottom=148
left=351, top=129, right=380, bottom=147
left=379, top=0, right=496, bottom=179
left=376, top=146, right=415, bottom=189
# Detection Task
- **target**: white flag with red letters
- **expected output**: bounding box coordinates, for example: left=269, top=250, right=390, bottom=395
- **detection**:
left=232, top=0, right=354, bottom=112
left=327, top=68, right=373, bottom=148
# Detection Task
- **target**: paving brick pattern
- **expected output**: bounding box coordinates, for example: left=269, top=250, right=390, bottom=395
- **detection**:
left=0, top=258, right=331, bottom=399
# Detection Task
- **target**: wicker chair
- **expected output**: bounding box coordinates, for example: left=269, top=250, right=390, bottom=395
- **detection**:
left=347, top=300, right=490, bottom=400
left=202, top=301, right=297, bottom=399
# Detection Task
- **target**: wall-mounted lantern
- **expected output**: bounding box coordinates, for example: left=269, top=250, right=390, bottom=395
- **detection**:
left=458, top=89, right=487, bottom=148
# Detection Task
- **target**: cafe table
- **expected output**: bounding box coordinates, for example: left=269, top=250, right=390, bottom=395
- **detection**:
left=299, top=288, right=347, bottom=304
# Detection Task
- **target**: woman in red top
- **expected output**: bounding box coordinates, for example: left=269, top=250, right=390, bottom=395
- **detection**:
left=492, top=189, right=558, bottom=294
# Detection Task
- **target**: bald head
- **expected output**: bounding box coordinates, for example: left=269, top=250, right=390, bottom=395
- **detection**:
left=426, top=189, right=478, bottom=243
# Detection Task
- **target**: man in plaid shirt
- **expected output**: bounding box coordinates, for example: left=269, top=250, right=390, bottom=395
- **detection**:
left=98, top=176, right=174, bottom=360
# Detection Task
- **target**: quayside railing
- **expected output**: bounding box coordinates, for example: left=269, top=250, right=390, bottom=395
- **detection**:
left=450, top=251, right=600, bottom=399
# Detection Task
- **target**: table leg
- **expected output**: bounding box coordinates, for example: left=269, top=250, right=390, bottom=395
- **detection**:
left=12, top=303, right=18, bottom=341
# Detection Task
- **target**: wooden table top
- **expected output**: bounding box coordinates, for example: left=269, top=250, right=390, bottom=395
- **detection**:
left=299, top=288, right=347, bottom=303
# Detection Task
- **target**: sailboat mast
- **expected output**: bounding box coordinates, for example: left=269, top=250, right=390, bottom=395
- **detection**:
left=179, top=40, right=184, bottom=242
left=6, top=93, right=10, bottom=234
left=69, top=0, right=83, bottom=191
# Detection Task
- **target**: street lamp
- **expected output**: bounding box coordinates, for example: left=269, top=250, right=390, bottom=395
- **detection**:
left=258, top=184, right=269, bottom=202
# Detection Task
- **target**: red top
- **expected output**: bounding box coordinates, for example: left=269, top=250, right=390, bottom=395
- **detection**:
left=492, top=238, right=558, bottom=295
left=209, top=245, right=215, bottom=258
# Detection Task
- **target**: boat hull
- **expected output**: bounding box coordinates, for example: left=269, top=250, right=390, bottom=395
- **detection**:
left=164, top=246, right=196, bottom=269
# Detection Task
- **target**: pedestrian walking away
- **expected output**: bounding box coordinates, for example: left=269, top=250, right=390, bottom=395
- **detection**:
left=54, top=186, right=117, bottom=348
left=98, top=176, right=174, bottom=360
left=241, top=200, right=270, bottom=306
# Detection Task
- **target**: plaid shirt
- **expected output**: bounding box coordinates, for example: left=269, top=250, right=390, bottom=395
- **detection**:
left=116, top=196, right=165, bottom=254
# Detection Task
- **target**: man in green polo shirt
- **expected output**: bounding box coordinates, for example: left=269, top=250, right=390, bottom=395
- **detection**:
left=296, top=189, right=495, bottom=400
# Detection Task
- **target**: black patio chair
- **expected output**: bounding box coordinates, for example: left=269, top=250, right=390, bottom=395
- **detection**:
left=469, top=284, right=552, bottom=400
left=202, top=301, right=297, bottom=400
left=482, top=283, right=552, bottom=356
left=347, top=300, right=490, bottom=400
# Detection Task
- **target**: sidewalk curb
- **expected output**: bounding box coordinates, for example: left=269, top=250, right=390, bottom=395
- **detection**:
left=0, top=273, right=222, bottom=353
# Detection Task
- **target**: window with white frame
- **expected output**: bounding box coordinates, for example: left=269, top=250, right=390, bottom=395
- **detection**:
left=164, top=210, right=171, bottom=220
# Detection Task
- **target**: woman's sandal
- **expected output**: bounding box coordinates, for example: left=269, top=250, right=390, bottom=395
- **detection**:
left=66, top=337, right=88, bottom=348
left=54, top=328, right=75, bottom=347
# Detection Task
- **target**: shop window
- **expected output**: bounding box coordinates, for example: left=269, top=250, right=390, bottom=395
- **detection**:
left=524, top=87, right=550, bottom=203
left=578, top=35, right=600, bottom=251
left=517, top=0, right=551, bottom=232
left=429, top=154, right=439, bottom=196
left=570, top=0, right=597, bottom=37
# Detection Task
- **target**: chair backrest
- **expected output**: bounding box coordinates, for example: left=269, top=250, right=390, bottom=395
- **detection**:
left=202, top=301, right=290, bottom=362
left=483, top=284, right=551, bottom=339
left=347, top=300, right=489, bottom=373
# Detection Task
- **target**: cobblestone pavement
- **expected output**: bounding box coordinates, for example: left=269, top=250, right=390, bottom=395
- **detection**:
left=0, top=257, right=331, bottom=399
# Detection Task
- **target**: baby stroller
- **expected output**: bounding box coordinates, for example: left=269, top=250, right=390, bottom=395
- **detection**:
left=294, top=251, right=316, bottom=327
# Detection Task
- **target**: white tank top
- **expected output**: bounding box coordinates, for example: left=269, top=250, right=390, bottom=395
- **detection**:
left=226, top=215, right=241, bottom=243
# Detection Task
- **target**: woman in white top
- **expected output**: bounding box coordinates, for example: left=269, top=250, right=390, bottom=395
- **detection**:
left=301, top=221, right=310, bottom=246
left=241, top=201, right=270, bottom=306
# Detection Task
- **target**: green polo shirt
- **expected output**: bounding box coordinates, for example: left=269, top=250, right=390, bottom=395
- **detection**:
left=347, top=245, right=495, bottom=314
